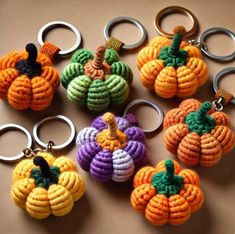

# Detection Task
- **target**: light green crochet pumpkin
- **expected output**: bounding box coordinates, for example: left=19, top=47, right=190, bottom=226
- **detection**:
left=62, top=45, right=133, bottom=111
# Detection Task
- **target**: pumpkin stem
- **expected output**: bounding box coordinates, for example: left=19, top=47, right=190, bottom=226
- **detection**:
left=151, top=160, right=184, bottom=197
left=197, top=102, right=213, bottom=118
left=158, top=26, right=188, bottom=68
left=26, top=43, right=38, bottom=65
left=164, top=159, right=175, bottom=182
left=84, top=45, right=111, bottom=80
left=185, top=102, right=215, bottom=135
left=92, top=46, right=106, bottom=69
left=33, top=156, right=51, bottom=177
left=103, top=112, right=117, bottom=139
left=15, top=43, right=42, bottom=78
left=168, top=26, right=186, bottom=55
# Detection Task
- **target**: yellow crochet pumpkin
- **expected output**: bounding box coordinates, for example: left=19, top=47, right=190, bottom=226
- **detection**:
left=137, top=26, right=208, bottom=98
left=11, top=152, right=85, bottom=219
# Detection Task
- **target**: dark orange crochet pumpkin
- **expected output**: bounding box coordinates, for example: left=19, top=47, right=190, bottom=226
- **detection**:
left=0, top=43, right=60, bottom=110
left=164, top=99, right=235, bottom=166
left=131, top=159, right=204, bottom=225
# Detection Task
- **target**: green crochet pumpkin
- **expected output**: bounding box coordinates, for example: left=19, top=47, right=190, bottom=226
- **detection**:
left=62, top=45, right=133, bottom=111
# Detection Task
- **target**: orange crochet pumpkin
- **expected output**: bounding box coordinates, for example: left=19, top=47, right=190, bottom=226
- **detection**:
left=131, top=159, right=204, bottom=225
left=164, top=99, right=235, bottom=166
left=0, top=43, right=60, bottom=110
left=137, top=26, right=208, bottom=98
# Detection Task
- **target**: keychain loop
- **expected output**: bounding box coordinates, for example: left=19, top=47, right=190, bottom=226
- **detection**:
left=104, top=16, right=147, bottom=50
left=154, top=6, right=198, bottom=38
left=212, top=97, right=224, bottom=111
left=33, top=115, right=76, bottom=150
left=38, top=21, right=82, bottom=56
left=123, top=99, right=164, bottom=133
left=199, top=27, right=235, bottom=62
left=213, top=67, right=235, bottom=105
left=0, top=124, right=33, bottom=162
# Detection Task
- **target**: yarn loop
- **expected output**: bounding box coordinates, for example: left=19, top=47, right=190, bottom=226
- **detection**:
left=151, top=160, right=183, bottom=197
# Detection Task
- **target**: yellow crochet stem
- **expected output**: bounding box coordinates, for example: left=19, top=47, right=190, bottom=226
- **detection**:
left=103, top=112, right=117, bottom=139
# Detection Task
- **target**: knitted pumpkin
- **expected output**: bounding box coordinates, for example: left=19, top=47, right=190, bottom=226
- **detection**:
left=11, top=152, right=84, bottom=219
left=131, top=159, right=204, bottom=225
left=0, top=43, right=60, bottom=110
left=76, top=112, right=146, bottom=182
left=137, top=26, right=208, bottom=98
left=62, top=45, right=132, bottom=111
left=164, top=99, right=235, bottom=167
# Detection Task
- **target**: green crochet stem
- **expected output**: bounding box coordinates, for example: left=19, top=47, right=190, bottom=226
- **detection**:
left=31, top=156, right=60, bottom=189
left=158, top=32, right=188, bottom=68
left=151, top=160, right=183, bottom=197
left=185, top=101, right=215, bottom=135
left=169, top=33, right=183, bottom=55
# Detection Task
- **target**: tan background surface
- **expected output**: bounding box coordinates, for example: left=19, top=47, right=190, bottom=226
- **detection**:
left=0, top=0, right=235, bottom=233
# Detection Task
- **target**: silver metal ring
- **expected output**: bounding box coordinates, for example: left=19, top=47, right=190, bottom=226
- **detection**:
left=38, top=21, right=82, bottom=56
left=0, top=124, right=32, bottom=162
left=199, top=27, right=235, bottom=62
left=104, top=16, right=147, bottom=50
left=213, top=67, right=235, bottom=105
left=123, top=99, right=164, bottom=133
left=33, top=115, right=76, bottom=150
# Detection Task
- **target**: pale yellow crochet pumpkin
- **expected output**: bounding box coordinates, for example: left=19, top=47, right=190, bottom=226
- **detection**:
left=11, top=152, right=84, bottom=219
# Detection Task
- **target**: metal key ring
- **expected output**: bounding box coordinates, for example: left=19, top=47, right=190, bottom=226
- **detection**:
left=33, top=115, right=76, bottom=150
left=104, top=16, right=147, bottom=50
left=199, top=27, right=235, bottom=62
left=0, top=124, right=32, bottom=162
left=38, top=21, right=82, bottom=56
left=123, top=99, right=164, bottom=133
left=213, top=67, right=235, bottom=105
left=154, top=6, right=198, bottom=38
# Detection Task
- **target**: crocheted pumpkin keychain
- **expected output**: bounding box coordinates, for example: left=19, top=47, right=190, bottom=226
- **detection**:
left=0, top=115, right=85, bottom=219
left=131, top=159, right=204, bottom=225
left=62, top=16, right=147, bottom=111
left=137, top=6, right=208, bottom=99
left=164, top=69, right=235, bottom=167
left=0, top=21, right=82, bottom=110
left=76, top=99, right=163, bottom=182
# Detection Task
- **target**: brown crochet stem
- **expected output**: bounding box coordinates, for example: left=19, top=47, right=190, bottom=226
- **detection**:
left=92, top=46, right=106, bottom=69
left=84, top=45, right=110, bottom=80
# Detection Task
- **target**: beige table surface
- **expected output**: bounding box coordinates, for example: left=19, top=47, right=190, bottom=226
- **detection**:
left=1, top=0, right=235, bottom=233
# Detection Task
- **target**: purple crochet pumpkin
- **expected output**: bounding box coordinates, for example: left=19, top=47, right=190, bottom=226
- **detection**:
left=76, top=112, right=147, bottom=182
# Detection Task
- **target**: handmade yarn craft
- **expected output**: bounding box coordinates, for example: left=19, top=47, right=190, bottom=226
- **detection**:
left=0, top=115, right=84, bottom=219
left=62, top=16, right=147, bottom=111
left=164, top=98, right=235, bottom=167
left=0, top=21, right=81, bottom=110
left=76, top=99, right=164, bottom=182
left=76, top=112, right=147, bottom=182
left=131, top=159, right=204, bottom=225
left=137, top=6, right=208, bottom=98
left=11, top=149, right=85, bottom=219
